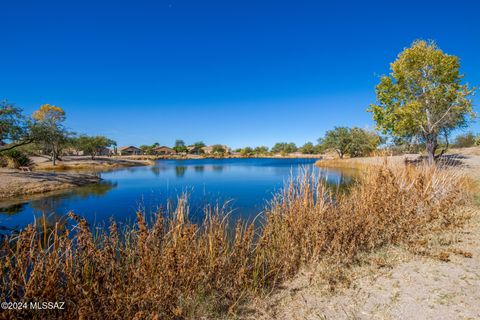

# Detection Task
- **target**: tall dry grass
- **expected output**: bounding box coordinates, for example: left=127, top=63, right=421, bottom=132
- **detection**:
left=0, top=164, right=472, bottom=319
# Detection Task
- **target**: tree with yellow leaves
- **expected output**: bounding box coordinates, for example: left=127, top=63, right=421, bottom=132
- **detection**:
left=31, top=104, right=69, bottom=165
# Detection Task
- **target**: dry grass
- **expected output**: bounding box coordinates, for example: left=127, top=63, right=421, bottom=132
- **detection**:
left=0, top=164, right=472, bottom=319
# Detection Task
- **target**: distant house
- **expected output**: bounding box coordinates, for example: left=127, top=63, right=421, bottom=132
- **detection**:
left=118, top=146, right=143, bottom=156
left=152, top=146, right=176, bottom=155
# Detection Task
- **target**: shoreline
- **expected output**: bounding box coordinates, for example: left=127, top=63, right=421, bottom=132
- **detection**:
left=0, top=168, right=101, bottom=200
left=33, top=156, right=154, bottom=171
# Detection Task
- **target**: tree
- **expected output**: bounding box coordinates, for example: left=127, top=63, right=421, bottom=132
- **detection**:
left=211, top=144, right=226, bottom=155
left=0, top=101, right=31, bottom=152
left=322, top=127, right=352, bottom=158
left=271, top=142, right=297, bottom=154
left=173, top=139, right=188, bottom=153
left=369, top=40, right=475, bottom=164
left=348, top=128, right=381, bottom=157
left=299, top=142, right=316, bottom=154
left=140, top=144, right=155, bottom=155
left=188, top=141, right=206, bottom=154
left=193, top=141, right=206, bottom=148
left=31, top=104, right=69, bottom=165
left=253, top=146, right=269, bottom=155
left=240, top=147, right=253, bottom=157
left=74, top=135, right=116, bottom=159
left=321, top=127, right=380, bottom=158
left=453, top=132, right=477, bottom=148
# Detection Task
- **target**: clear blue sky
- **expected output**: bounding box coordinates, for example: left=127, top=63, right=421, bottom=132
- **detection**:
left=1, top=0, right=479, bottom=148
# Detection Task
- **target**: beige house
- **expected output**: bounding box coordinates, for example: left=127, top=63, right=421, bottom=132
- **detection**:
left=152, top=146, right=176, bottom=155
left=118, top=146, right=143, bottom=155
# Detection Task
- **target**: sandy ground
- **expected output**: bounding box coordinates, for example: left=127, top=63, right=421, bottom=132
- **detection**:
left=244, top=149, right=480, bottom=320
left=0, top=168, right=101, bottom=199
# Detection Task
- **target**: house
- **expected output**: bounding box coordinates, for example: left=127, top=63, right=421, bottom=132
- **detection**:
left=118, top=146, right=143, bottom=156
left=152, top=146, right=176, bottom=155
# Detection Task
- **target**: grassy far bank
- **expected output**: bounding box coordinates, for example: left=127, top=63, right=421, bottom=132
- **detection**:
left=0, top=163, right=473, bottom=319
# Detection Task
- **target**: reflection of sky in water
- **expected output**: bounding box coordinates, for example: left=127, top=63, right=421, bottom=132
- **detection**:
left=0, top=158, right=354, bottom=230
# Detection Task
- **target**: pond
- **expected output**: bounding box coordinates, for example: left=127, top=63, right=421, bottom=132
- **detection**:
left=0, top=158, right=354, bottom=231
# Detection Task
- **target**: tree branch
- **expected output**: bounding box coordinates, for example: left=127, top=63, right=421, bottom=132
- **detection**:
left=0, top=139, right=33, bottom=153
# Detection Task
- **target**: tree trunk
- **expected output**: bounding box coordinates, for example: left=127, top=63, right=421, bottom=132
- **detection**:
left=425, top=136, right=437, bottom=165
left=52, top=150, right=57, bottom=166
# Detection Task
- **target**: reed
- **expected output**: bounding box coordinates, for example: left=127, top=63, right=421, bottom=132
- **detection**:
left=0, top=164, right=472, bottom=319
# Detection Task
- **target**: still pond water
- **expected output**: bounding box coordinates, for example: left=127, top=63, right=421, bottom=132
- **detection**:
left=0, top=158, right=353, bottom=230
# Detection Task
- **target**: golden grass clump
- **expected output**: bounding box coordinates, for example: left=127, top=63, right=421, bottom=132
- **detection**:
left=0, top=164, right=472, bottom=319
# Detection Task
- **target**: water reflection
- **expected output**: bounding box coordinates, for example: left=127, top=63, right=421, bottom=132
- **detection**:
left=0, top=203, right=27, bottom=215
left=0, top=181, right=116, bottom=230
left=175, top=166, right=187, bottom=177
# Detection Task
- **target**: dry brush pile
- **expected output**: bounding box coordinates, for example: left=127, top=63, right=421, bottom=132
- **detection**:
left=0, top=164, right=472, bottom=319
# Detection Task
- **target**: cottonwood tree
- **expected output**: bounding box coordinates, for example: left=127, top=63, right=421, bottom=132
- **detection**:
left=369, top=40, right=475, bottom=164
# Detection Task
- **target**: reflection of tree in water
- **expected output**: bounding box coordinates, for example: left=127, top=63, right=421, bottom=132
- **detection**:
left=29, top=182, right=117, bottom=215
left=212, top=165, right=224, bottom=172
left=73, top=181, right=117, bottom=199
left=175, top=166, right=187, bottom=177
left=0, top=203, right=27, bottom=215
left=194, top=165, right=204, bottom=172
left=321, top=171, right=357, bottom=194
left=151, top=165, right=170, bottom=176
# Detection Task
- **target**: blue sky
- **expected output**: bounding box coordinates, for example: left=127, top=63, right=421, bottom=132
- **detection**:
left=1, top=0, right=479, bottom=148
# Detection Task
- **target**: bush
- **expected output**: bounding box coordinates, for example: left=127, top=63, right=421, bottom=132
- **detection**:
left=453, top=132, right=477, bottom=148
left=0, top=150, right=32, bottom=168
